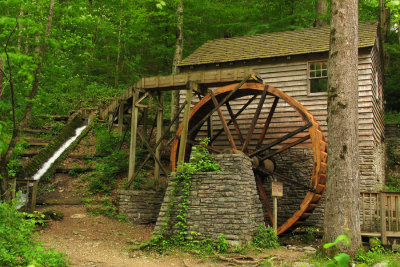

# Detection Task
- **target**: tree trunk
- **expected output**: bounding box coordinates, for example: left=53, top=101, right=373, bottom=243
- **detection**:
left=170, top=0, right=183, bottom=133
left=115, top=0, right=124, bottom=88
left=17, top=8, right=24, bottom=52
left=324, top=0, right=361, bottom=257
left=315, top=0, right=328, bottom=27
left=0, top=0, right=55, bottom=200
left=19, top=0, right=55, bottom=128
left=0, top=55, right=3, bottom=100
left=380, top=0, right=390, bottom=43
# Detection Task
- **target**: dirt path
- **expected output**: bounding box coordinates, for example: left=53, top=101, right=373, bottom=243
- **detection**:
left=37, top=205, right=232, bottom=266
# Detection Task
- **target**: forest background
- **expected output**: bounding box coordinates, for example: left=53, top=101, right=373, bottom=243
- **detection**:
left=0, top=0, right=400, bottom=188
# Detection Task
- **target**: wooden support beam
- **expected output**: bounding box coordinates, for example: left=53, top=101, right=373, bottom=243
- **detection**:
left=126, top=100, right=187, bottom=188
left=118, top=101, right=126, bottom=134
left=137, top=131, right=168, bottom=176
left=128, top=90, right=139, bottom=188
left=154, top=93, right=164, bottom=182
left=178, top=86, right=193, bottom=165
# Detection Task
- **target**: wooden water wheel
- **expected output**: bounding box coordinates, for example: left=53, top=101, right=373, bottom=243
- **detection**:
left=170, top=81, right=327, bottom=235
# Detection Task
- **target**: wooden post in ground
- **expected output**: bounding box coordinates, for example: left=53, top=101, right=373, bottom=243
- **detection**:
left=118, top=101, right=126, bottom=134
left=154, top=93, right=164, bottom=183
left=30, top=181, right=38, bottom=212
left=381, top=193, right=388, bottom=245
left=273, top=178, right=278, bottom=233
left=128, top=90, right=139, bottom=189
left=177, top=85, right=193, bottom=165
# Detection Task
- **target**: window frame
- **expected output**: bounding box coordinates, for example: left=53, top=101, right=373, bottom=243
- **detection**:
left=307, top=60, right=328, bottom=95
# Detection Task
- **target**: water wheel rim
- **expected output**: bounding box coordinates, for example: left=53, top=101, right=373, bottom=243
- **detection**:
left=170, top=82, right=327, bottom=235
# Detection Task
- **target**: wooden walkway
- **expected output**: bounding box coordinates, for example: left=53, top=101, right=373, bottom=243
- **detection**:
left=99, top=67, right=255, bottom=119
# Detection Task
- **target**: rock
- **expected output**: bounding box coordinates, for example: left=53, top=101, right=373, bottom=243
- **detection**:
left=302, top=246, right=316, bottom=253
left=72, top=231, right=79, bottom=235
left=71, top=213, right=86, bottom=219
left=293, top=262, right=314, bottom=267
left=373, top=262, right=388, bottom=267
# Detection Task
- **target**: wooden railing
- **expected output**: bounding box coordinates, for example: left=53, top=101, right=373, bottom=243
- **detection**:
left=360, top=192, right=400, bottom=244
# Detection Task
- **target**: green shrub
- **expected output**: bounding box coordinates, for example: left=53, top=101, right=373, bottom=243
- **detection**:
left=87, top=126, right=128, bottom=194
left=0, top=197, right=67, bottom=266
left=252, top=224, right=279, bottom=249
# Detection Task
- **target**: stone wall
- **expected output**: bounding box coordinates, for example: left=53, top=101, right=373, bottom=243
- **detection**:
left=262, top=147, right=325, bottom=227
left=386, top=123, right=400, bottom=184
left=118, top=190, right=165, bottom=224
left=155, top=154, right=264, bottom=246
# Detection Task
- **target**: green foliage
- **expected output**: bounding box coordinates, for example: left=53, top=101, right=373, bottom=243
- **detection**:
left=0, top=197, right=67, bottom=266
left=291, top=226, right=319, bottom=243
left=87, top=125, right=128, bottom=194
left=385, top=111, right=400, bottom=124
left=353, top=238, right=399, bottom=265
left=43, top=209, right=64, bottom=221
left=252, top=224, right=279, bottom=249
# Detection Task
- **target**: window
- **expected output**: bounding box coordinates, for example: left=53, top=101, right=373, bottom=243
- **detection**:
left=309, top=61, right=328, bottom=93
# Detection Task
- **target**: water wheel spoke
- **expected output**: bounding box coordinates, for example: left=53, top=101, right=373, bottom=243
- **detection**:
left=210, top=95, right=257, bottom=144
left=249, top=122, right=312, bottom=157
left=257, top=96, right=279, bottom=148
left=260, top=135, right=311, bottom=161
left=225, top=101, right=244, bottom=145
left=255, top=174, right=273, bottom=224
left=209, top=90, right=237, bottom=150
left=241, top=85, right=269, bottom=152
left=256, top=167, right=315, bottom=192
left=177, top=137, right=222, bottom=154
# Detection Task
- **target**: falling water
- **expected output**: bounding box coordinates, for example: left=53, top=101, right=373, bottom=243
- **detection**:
left=17, top=123, right=88, bottom=209
left=32, top=123, right=88, bottom=180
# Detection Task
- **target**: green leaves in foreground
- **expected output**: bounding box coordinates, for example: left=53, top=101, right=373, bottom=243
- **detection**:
left=0, top=197, right=67, bottom=266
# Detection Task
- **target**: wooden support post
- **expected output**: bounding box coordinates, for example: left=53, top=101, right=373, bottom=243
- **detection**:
left=273, top=178, right=278, bottom=234
left=128, top=90, right=139, bottom=188
left=154, top=93, right=164, bottom=182
left=381, top=192, right=388, bottom=245
left=177, top=87, right=192, bottom=165
left=118, top=101, right=126, bottom=134
left=30, top=181, right=38, bottom=212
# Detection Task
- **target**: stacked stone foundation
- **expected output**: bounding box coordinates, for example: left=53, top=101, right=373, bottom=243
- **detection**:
left=155, top=154, right=264, bottom=246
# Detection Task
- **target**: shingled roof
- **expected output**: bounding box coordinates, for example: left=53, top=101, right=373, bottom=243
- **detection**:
left=179, top=21, right=378, bottom=67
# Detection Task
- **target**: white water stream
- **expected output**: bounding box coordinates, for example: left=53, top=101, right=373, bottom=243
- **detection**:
left=32, top=124, right=88, bottom=180
left=17, top=123, right=88, bottom=209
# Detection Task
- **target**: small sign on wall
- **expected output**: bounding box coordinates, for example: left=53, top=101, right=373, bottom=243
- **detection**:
left=271, top=182, right=283, bottom=197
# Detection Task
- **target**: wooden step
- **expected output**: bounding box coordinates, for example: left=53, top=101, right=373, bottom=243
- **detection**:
left=23, top=128, right=52, bottom=134
left=55, top=167, right=94, bottom=174
left=28, top=142, right=48, bottom=147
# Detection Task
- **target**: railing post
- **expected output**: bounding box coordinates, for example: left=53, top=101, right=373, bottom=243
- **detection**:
left=380, top=192, right=387, bottom=245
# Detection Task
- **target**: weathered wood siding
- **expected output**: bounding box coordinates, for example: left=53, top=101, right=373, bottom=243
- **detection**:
left=179, top=46, right=384, bottom=191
